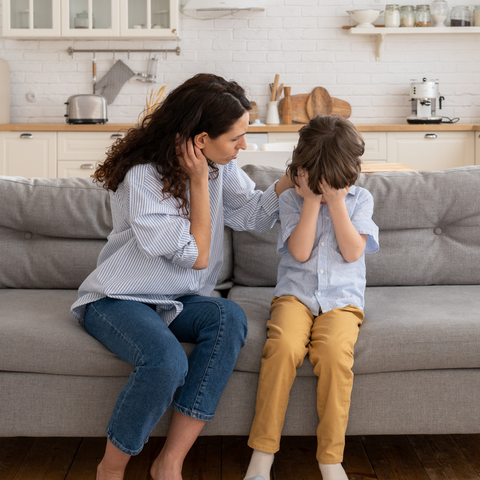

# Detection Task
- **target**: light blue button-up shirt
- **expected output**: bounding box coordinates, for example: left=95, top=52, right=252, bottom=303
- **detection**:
left=71, top=161, right=279, bottom=325
left=275, top=185, right=379, bottom=315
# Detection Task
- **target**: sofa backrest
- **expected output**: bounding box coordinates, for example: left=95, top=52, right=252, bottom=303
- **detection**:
left=234, top=165, right=480, bottom=287
left=0, top=175, right=232, bottom=290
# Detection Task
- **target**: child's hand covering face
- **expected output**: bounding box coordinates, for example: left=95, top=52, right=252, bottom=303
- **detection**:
left=319, top=176, right=350, bottom=206
left=295, top=168, right=322, bottom=202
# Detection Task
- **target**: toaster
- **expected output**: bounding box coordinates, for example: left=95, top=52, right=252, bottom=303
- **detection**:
left=65, top=94, right=108, bottom=124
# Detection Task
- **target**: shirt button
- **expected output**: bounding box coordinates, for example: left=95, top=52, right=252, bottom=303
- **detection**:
left=320, top=269, right=324, bottom=274
left=321, top=242, right=325, bottom=247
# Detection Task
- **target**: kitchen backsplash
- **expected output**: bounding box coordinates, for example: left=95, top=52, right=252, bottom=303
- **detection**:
left=1, top=0, right=480, bottom=124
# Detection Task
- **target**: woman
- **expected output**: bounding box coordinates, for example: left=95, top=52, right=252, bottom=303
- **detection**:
left=70, top=73, right=294, bottom=480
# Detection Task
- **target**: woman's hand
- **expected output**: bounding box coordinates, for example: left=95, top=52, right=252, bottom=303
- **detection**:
left=319, top=177, right=349, bottom=206
left=177, top=138, right=209, bottom=182
left=295, top=168, right=322, bottom=203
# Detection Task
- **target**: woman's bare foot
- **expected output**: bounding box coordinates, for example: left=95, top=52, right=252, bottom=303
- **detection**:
left=150, top=450, right=182, bottom=480
left=96, top=439, right=131, bottom=480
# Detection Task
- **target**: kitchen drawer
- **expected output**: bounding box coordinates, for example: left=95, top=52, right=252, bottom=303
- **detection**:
left=360, top=132, right=387, bottom=162
left=57, top=131, right=125, bottom=161
left=57, top=161, right=102, bottom=179
left=387, top=131, right=474, bottom=170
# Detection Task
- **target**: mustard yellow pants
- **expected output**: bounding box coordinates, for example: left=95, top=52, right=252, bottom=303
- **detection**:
left=247, top=295, right=364, bottom=464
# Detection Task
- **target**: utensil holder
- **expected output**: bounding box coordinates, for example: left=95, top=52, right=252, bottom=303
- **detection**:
left=266, top=101, right=280, bottom=125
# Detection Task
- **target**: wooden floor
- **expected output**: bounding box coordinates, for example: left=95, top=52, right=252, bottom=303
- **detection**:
left=1, top=434, right=480, bottom=480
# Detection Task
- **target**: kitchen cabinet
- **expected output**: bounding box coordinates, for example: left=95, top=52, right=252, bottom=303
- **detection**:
left=386, top=131, right=474, bottom=170
left=2, top=0, right=179, bottom=38
left=0, top=131, right=57, bottom=178
left=57, top=131, right=124, bottom=177
left=476, top=133, right=480, bottom=166
left=2, top=0, right=61, bottom=37
left=264, top=131, right=387, bottom=163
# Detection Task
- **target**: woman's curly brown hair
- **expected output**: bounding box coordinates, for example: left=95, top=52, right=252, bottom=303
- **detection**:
left=288, top=115, right=365, bottom=195
left=94, top=73, right=251, bottom=216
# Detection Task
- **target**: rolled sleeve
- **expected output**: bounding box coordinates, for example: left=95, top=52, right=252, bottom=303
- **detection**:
left=129, top=180, right=199, bottom=266
left=351, top=191, right=379, bottom=254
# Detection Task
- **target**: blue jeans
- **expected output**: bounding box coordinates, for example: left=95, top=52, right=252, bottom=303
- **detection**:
left=84, top=295, right=247, bottom=455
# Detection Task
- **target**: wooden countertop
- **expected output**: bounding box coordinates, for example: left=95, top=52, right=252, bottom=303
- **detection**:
left=0, top=123, right=479, bottom=132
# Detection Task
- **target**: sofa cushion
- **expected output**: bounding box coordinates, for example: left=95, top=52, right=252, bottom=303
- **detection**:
left=0, top=176, right=233, bottom=289
left=0, top=289, right=230, bottom=377
left=227, top=284, right=480, bottom=376
left=234, top=165, right=480, bottom=287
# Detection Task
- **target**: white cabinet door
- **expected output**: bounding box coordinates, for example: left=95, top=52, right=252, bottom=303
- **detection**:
left=0, top=132, right=57, bottom=178
left=2, top=0, right=61, bottom=37
left=61, top=0, right=120, bottom=37
left=476, top=132, right=480, bottom=166
left=387, top=131, right=475, bottom=170
left=57, top=131, right=124, bottom=177
left=360, top=132, right=387, bottom=162
left=120, top=0, right=178, bottom=38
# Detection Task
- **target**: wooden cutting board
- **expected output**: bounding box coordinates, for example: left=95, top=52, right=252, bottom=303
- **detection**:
left=278, top=94, right=310, bottom=124
left=249, top=101, right=258, bottom=123
left=331, top=97, right=352, bottom=119
left=306, top=87, right=333, bottom=118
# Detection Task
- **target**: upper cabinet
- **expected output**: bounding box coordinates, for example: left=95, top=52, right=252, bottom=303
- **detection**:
left=2, top=0, right=179, bottom=38
left=3, top=0, right=61, bottom=37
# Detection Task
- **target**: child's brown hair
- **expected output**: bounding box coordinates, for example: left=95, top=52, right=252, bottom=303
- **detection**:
left=288, top=115, right=365, bottom=195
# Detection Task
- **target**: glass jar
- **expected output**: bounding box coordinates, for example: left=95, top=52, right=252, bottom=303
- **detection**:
left=400, top=6, right=416, bottom=27
left=475, top=6, right=480, bottom=26
left=431, top=0, right=449, bottom=27
left=74, top=11, right=88, bottom=29
left=415, top=5, right=431, bottom=27
left=450, top=6, right=472, bottom=26
left=385, top=4, right=401, bottom=27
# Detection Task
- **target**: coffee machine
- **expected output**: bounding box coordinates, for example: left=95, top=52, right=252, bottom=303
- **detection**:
left=407, top=78, right=445, bottom=124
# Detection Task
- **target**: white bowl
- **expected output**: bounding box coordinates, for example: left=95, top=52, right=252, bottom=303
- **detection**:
left=347, top=9, right=382, bottom=28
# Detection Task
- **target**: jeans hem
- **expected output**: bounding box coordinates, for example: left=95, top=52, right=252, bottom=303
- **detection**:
left=172, top=401, right=214, bottom=422
left=106, top=429, right=145, bottom=456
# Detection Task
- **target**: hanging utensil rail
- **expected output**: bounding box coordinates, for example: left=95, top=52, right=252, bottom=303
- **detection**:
left=67, top=46, right=181, bottom=57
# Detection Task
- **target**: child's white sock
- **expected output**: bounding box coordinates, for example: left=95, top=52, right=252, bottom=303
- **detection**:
left=319, top=462, right=348, bottom=480
left=244, top=450, right=274, bottom=480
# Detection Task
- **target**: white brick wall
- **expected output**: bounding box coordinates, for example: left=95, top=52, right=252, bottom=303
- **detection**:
left=1, top=0, right=479, bottom=124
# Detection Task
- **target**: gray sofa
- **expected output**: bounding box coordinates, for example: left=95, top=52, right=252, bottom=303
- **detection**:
left=1, top=165, right=480, bottom=439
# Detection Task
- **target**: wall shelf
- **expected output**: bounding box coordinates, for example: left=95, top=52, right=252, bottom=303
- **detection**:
left=346, top=26, right=480, bottom=60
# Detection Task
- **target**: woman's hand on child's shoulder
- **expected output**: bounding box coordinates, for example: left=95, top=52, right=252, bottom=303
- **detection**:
left=295, top=168, right=322, bottom=203
left=319, top=177, right=350, bottom=206
left=177, top=137, right=209, bottom=182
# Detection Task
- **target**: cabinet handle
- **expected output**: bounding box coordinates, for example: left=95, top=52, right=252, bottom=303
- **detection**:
left=425, top=133, right=437, bottom=139
left=110, top=134, right=124, bottom=139
left=80, top=164, right=94, bottom=169
left=20, top=133, right=33, bottom=139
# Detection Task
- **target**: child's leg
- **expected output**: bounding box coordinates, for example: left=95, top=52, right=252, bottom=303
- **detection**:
left=246, top=296, right=313, bottom=477
left=308, top=305, right=364, bottom=465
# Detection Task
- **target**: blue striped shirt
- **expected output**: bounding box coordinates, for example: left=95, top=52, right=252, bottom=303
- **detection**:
left=275, top=185, right=379, bottom=315
left=71, top=161, right=279, bottom=325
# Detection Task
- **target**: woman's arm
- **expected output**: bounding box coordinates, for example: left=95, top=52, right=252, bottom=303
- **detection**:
left=320, top=179, right=367, bottom=263
left=286, top=169, right=321, bottom=262
left=179, top=139, right=211, bottom=270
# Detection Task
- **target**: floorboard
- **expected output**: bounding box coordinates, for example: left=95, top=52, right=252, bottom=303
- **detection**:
left=408, top=434, right=480, bottom=480
left=2, top=435, right=480, bottom=479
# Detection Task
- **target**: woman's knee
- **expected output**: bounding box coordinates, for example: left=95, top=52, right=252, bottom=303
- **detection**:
left=206, top=298, right=248, bottom=344
left=142, top=341, right=188, bottom=385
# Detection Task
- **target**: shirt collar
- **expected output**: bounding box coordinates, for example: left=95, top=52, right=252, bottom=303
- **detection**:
left=348, top=185, right=356, bottom=195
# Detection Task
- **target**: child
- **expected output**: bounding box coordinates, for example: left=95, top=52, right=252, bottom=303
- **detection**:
left=244, top=115, right=379, bottom=480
